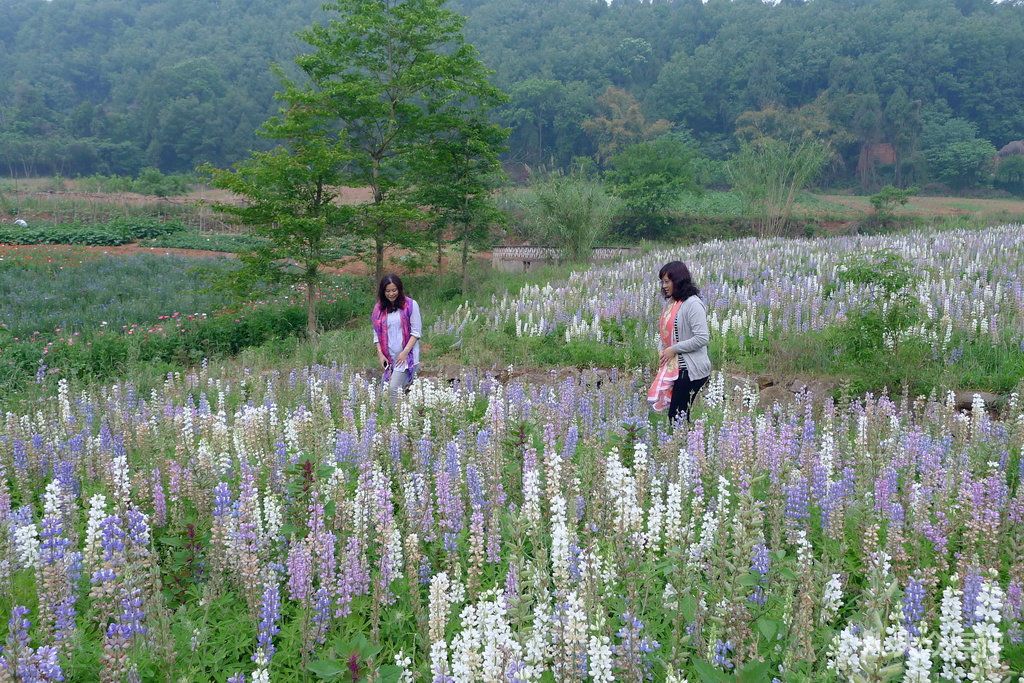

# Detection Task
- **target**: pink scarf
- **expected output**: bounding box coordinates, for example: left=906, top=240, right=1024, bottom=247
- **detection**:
left=647, top=300, right=683, bottom=411
left=372, top=298, right=417, bottom=383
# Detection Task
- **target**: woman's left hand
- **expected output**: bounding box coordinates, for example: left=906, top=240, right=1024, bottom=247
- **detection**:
left=659, top=348, right=676, bottom=366
left=396, top=350, right=409, bottom=366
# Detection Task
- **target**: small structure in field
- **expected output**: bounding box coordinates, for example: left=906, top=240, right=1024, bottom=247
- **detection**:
left=491, top=245, right=637, bottom=272
left=13, top=219, right=28, bottom=228
left=997, top=140, right=1024, bottom=158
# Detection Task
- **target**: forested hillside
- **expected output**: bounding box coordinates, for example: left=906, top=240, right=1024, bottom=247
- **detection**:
left=2, top=0, right=1023, bottom=189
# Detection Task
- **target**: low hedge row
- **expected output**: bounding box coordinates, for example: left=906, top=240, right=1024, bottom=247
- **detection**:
left=0, top=218, right=186, bottom=246
left=1, top=291, right=373, bottom=393
left=140, top=232, right=270, bottom=253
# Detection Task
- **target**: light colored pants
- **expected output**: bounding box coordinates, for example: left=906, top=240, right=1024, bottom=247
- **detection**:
left=387, top=370, right=411, bottom=397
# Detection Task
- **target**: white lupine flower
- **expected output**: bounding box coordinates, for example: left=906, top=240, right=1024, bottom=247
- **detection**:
left=429, top=572, right=453, bottom=643
left=42, top=479, right=64, bottom=520
left=587, top=634, right=614, bottom=682
left=821, top=573, right=844, bottom=625
left=111, top=453, right=131, bottom=502
left=522, top=468, right=541, bottom=531
left=663, top=482, right=684, bottom=547
left=903, top=630, right=933, bottom=683
left=262, top=494, right=282, bottom=546
left=394, top=651, right=414, bottom=683
left=549, top=495, right=571, bottom=589
left=84, top=493, right=108, bottom=569
left=828, top=624, right=885, bottom=679
left=13, top=522, right=39, bottom=569
left=644, top=480, right=664, bottom=553
left=939, top=581, right=967, bottom=681
left=968, top=578, right=1007, bottom=682
left=605, top=449, right=642, bottom=538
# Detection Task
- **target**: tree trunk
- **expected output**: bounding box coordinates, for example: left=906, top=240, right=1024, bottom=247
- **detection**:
left=375, top=234, right=385, bottom=283
left=306, top=277, right=318, bottom=339
left=437, top=234, right=444, bottom=274
left=460, top=233, right=470, bottom=296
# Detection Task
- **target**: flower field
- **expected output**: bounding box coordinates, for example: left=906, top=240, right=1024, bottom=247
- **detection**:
left=436, top=224, right=1024, bottom=351
left=1, top=354, right=1023, bottom=680
left=2, top=221, right=1024, bottom=681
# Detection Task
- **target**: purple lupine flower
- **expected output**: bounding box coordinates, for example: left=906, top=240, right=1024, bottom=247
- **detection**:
left=963, top=570, right=984, bottom=626
left=1006, top=581, right=1023, bottom=621
left=751, top=544, right=771, bottom=576
left=254, top=579, right=281, bottom=665
left=418, top=557, right=432, bottom=586
left=53, top=597, right=77, bottom=645
left=312, top=587, right=331, bottom=646
left=152, top=470, right=166, bottom=527
left=711, top=640, right=734, bottom=671
left=614, top=612, right=660, bottom=680
left=125, top=508, right=150, bottom=549
left=568, top=543, right=582, bottom=582
left=784, top=476, right=809, bottom=526
left=466, top=465, right=485, bottom=510
left=504, top=565, right=519, bottom=604
left=118, top=589, right=146, bottom=639
left=213, top=482, right=232, bottom=518
left=0, top=606, right=64, bottom=681
left=902, top=578, right=926, bottom=636
left=39, top=516, right=69, bottom=565
left=287, top=541, right=313, bottom=603
left=99, top=515, right=126, bottom=563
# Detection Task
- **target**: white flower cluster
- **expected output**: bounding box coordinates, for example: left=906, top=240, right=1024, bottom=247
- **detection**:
left=820, top=573, right=844, bottom=625
left=450, top=589, right=523, bottom=682
left=969, top=577, right=1007, bottom=683
left=939, top=580, right=968, bottom=681
left=605, top=448, right=642, bottom=538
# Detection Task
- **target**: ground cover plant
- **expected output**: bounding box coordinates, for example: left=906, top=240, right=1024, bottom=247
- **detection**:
left=0, top=359, right=1023, bottom=680
left=139, top=233, right=271, bottom=253
left=0, top=219, right=187, bottom=247
left=432, top=223, right=1024, bottom=396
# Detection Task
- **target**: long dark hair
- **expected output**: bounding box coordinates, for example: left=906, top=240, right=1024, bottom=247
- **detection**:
left=659, top=261, right=700, bottom=301
left=377, top=274, right=407, bottom=313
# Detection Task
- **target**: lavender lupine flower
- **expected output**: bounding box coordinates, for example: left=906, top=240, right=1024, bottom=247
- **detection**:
left=711, top=640, right=734, bottom=671
left=614, top=613, right=660, bottom=680
left=962, top=570, right=984, bottom=626
left=784, top=476, right=809, bottom=528
left=286, top=540, right=313, bottom=603
left=253, top=578, right=281, bottom=667
left=1, top=606, right=65, bottom=682
left=311, top=587, right=331, bottom=647
left=902, top=578, right=926, bottom=636
left=751, top=544, right=771, bottom=576
left=152, top=470, right=166, bottom=527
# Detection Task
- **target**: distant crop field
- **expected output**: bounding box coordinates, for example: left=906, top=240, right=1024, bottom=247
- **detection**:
left=0, top=250, right=236, bottom=339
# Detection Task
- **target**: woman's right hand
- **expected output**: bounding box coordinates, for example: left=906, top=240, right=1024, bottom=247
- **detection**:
left=378, top=351, right=388, bottom=369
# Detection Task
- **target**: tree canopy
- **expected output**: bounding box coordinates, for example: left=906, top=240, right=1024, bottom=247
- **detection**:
left=2, top=0, right=1023, bottom=190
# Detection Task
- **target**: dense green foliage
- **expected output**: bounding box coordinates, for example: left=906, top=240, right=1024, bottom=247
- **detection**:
left=3, top=0, right=1024, bottom=189
left=0, top=218, right=185, bottom=245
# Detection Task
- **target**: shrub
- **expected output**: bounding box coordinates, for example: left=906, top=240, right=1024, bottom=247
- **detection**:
left=517, top=172, right=620, bottom=262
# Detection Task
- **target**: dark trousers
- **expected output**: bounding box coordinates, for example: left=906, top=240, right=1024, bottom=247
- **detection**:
left=669, top=369, right=709, bottom=425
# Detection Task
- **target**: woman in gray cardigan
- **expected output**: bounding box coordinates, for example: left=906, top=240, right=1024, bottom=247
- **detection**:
left=657, top=261, right=711, bottom=424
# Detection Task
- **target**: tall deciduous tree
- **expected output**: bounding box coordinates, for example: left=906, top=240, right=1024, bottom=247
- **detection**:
left=296, top=0, right=503, bottom=281
left=582, top=86, right=671, bottom=166
left=205, top=97, right=352, bottom=339
left=412, top=109, right=509, bottom=295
